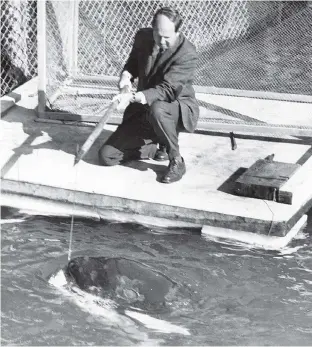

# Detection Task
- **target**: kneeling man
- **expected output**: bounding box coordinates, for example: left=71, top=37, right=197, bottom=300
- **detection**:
left=99, top=7, right=199, bottom=183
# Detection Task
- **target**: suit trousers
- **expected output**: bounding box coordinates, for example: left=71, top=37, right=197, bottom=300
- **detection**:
left=98, top=100, right=182, bottom=166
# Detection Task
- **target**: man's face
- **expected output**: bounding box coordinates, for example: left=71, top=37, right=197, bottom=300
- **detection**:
left=153, top=14, right=179, bottom=50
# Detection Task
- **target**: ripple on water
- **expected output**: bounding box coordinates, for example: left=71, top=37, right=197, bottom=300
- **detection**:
left=1, top=206, right=312, bottom=345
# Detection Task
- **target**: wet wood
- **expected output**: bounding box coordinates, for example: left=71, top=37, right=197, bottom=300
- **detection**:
left=234, top=159, right=301, bottom=204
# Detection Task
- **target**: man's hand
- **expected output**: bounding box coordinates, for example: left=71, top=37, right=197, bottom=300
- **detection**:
left=118, top=71, right=132, bottom=91
left=112, top=90, right=147, bottom=112
left=112, top=92, right=133, bottom=111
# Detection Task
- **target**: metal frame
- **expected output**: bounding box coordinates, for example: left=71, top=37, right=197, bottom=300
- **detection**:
left=37, top=0, right=80, bottom=118
left=36, top=0, right=312, bottom=138
left=67, top=0, right=79, bottom=78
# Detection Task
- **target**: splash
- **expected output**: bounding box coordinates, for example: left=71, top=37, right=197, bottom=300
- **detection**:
left=49, top=270, right=155, bottom=342
left=48, top=269, right=189, bottom=341
left=125, top=310, right=190, bottom=335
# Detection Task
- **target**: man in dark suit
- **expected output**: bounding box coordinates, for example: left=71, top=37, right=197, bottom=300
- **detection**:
left=99, top=7, right=199, bottom=183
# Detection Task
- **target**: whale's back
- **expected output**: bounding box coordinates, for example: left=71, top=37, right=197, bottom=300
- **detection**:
left=66, top=256, right=176, bottom=305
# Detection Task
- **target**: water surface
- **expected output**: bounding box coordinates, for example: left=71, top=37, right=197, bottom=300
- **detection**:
left=1, top=206, right=312, bottom=345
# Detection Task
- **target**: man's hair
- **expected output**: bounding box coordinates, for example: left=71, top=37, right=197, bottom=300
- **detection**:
left=152, top=7, right=183, bottom=32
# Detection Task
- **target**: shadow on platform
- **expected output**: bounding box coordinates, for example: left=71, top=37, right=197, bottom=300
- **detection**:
left=122, top=160, right=167, bottom=183
left=1, top=105, right=114, bottom=177
left=217, top=167, right=247, bottom=195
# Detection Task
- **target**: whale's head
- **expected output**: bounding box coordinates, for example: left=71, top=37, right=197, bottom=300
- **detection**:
left=65, top=256, right=111, bottom=295
left=64, top=256, right=177, bottom=309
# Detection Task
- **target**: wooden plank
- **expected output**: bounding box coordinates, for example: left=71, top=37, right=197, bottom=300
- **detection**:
left=0, top=179, right=281, bottom=235
left=234, top=160, right=301, bottom=204
left=39, top=110, right=312, bottom=137
left=202, top=215, right=307, bottom=250
left=280, top=155, right=312, bottom=205
left=196, top=122, right=312, bottom=137
left=194, top=86, right=312, bottom=104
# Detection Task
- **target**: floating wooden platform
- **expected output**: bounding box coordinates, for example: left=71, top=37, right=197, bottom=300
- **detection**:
left=1, top=81, right=312, bottom=249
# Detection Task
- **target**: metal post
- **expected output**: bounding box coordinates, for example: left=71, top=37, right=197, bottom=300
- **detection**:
left=68, top=0, right=79, bottom=77
left=37, top=0, right=46, bottom=117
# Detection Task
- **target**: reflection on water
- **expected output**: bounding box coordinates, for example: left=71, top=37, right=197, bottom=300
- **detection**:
left=1, top=206, right=312, bottom=346
left=197, top=7, right=312, bottom=95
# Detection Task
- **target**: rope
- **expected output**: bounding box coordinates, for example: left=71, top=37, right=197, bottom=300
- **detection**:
left=68, top=145, right=79, bottom=261
left=68, top=214, right=74, bottom=261
left=262, top=199, right=275, bottom=236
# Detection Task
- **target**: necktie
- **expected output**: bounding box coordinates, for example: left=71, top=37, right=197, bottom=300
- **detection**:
left=152, top=47, right=165, bottom=70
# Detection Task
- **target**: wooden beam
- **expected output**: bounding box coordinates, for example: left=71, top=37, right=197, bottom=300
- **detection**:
left=40, top=109, right=312, bottom=137
left=196, top=121, right=312, bottom=137
left=194, top=86, right=312, bottom=104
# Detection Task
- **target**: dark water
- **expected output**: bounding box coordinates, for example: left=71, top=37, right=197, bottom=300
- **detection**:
left=1, top=206, right=312, bottom=346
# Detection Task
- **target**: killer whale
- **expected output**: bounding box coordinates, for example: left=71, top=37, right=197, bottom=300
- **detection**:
left=64, top=256, right=177, bottom=309
left=46, top=255, right=191, bottom=336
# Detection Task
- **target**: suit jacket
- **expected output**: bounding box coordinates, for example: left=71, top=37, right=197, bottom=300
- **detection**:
left=123, top=28, right=199, bottom=133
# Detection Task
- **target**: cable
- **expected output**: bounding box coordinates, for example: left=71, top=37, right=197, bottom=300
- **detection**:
left=262, top=199, right=275, bottom=236
left=68, top=145, right=79, bottom=261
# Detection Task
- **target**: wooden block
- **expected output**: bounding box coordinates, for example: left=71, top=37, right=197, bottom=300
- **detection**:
left=279, top=156, right=312, bottom=206
left=234, top=159, right=301, bottom=204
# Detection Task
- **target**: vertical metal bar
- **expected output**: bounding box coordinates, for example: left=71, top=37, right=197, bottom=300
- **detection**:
left=68, top=0, right=79, bottom=77
left=103, top=0, right=106, bottom=76
left=37, top=0, right=46, bottom=117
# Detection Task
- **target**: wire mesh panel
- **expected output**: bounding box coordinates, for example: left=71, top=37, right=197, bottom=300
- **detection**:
left=199, top=2, right=312, bottom=94
left=44, top=0, right=75, bottom=100
left=41, top=0, right=311, bottom=125
left=1, top=0, right=37, bottom=96
left=76, top=0, right=284, bottom=81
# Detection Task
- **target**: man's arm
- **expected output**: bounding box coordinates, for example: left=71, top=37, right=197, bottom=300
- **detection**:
left=121, top=31, right=141, bottom=82
left=142, top=50, right=197, bottom=105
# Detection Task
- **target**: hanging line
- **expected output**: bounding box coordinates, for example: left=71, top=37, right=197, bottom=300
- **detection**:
left=68, top=144, right=79, bottom=261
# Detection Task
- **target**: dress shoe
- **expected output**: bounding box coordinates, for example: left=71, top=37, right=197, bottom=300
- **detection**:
left=161, top=157, right=186, bottom=183
left=154, top=144, right=169, bottom=161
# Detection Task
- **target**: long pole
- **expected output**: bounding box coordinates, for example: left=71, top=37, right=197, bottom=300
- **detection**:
left=74, top=86, right=130, bottom=165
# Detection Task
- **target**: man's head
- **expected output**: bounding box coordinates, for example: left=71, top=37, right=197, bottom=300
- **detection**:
left=152, top=7, right=182, bottom=50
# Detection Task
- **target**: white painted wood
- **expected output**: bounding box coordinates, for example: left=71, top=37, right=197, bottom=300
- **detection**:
left=196, top=122, right=312, bottom=137
left=194, top=86, right=312, bottom=104
left=281, top=156, right=312, bottom=206
left=202, top=215, right=307, bottom=250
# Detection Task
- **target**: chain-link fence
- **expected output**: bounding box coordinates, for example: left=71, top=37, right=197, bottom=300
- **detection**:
left=75, top=0, right=307, bottom=84
left=1, top=0, right=37, bottom=97
left=1, top=1, right=311, bottom=109
left=41, top=0, right=311, bottom=119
